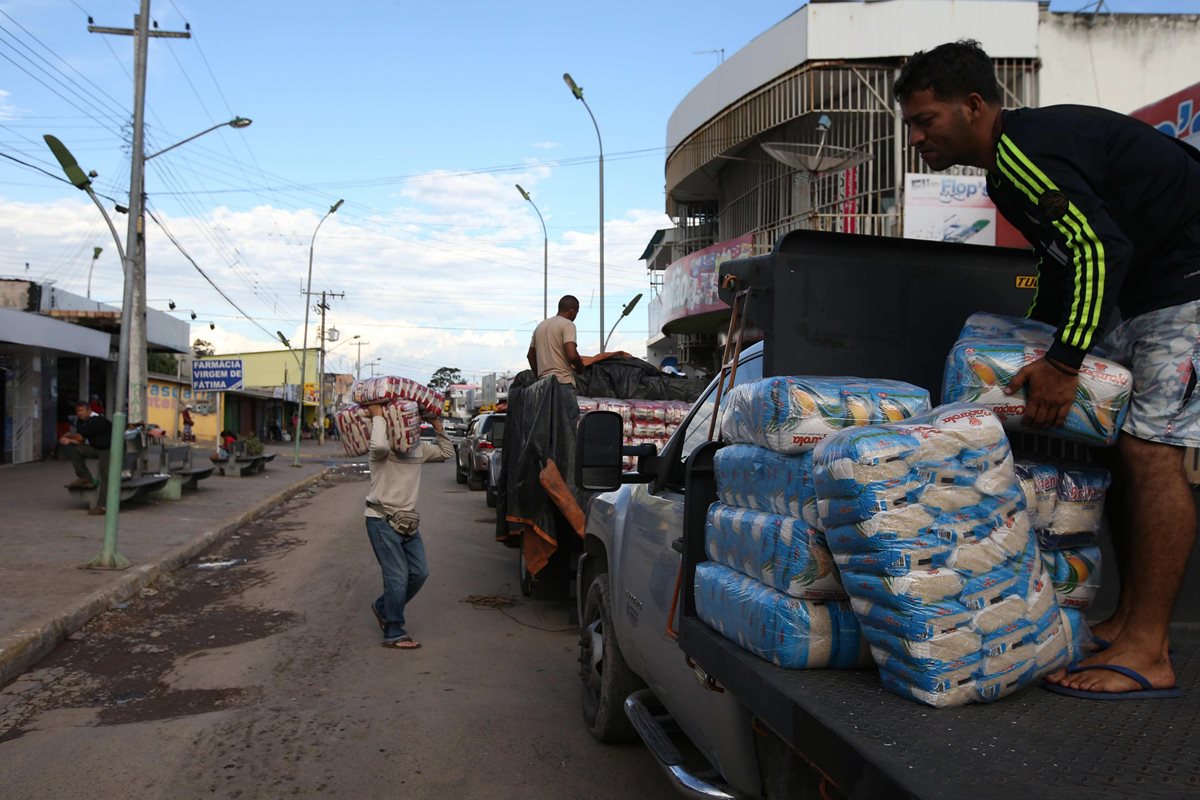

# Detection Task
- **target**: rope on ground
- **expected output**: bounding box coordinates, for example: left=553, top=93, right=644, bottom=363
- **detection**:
left=460, top=585, right=575, bottom=633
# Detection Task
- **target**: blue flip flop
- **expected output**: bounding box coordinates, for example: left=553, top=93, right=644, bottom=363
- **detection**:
left=1042, top=663, right=1182, bottom=700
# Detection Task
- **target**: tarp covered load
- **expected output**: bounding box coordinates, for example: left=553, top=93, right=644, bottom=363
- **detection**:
left=352, top=376, right=444, bottom=417
left=694, top=562, right=868, bottom=669
left=942, top=312, right=1132, bottom=446
left=497, top=374, right=582, bottom=575
left=334, top=399, right=420, bottom=457
left=576, top=354, right=708, bottom=402
left=812, top=402, right=1078, bottom=708
left=721, top=377, right=931, bottom=454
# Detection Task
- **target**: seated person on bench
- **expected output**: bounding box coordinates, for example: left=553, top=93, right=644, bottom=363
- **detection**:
left=60, top=400, right=112, bottom=514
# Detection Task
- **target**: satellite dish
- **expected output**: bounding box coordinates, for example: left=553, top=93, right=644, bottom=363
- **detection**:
left=760, top=114, right=871, bottom=179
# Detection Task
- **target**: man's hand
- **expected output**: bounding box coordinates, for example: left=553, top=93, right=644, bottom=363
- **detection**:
left=430, top=416, right=444, bottom=433
left=365, top=402, right=385, bottom=419
left=1005, top=358, right=1079, bottom=429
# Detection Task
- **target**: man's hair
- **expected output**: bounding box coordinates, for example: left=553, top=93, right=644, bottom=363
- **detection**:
left=894, top=40, right=1001, bottom=105
left=74, top=399, right=90, bottom=408
left=558, top=295, right=580, bottom=312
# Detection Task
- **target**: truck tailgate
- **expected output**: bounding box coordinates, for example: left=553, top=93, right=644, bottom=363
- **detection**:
left=680, top=617, right=1199, bottom=799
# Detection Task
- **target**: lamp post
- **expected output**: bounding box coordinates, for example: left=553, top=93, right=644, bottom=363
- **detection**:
left=293, top=199, right=344, bottom=467
left=87, top=246, right=102, bottom=299
left=127, top=116, right=252, bottom=430
left=515, top=184, right=548, bottom=319
left=44, top=134, right=131, bottom=569
left=603, top=293, right=643, bottom=352
left=563, top=72, right=604, bottom=353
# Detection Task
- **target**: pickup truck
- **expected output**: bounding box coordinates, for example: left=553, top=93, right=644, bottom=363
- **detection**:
left=573, top=230, right=1200, bottom=799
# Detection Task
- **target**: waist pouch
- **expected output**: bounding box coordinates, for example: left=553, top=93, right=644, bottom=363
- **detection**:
left=367, top=501, right=420, bottom=536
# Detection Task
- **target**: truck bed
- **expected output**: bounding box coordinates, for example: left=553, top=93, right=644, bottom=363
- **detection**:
left=680, top=617, right=1200, bottom=799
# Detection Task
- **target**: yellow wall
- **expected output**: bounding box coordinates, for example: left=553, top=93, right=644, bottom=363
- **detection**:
left=147, top=375, right=219, bottom=443
left=197, top=349, right=318, bottom=389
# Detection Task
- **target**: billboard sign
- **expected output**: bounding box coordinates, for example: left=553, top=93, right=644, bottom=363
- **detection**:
left=192, top=359, right=244, bottom=392
left=647, top=234, right=755, bottom=335
left=481, top=373, right=497, bottom=407
left=902, top=173, right=1029, bottom=249
left=1130, top=81, right=1200, bottom=148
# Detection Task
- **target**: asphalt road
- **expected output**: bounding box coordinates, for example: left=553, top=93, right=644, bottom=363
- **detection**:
left=0, top=460, right=674, bottom=799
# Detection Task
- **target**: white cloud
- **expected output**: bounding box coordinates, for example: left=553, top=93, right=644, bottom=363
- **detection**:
left=532, top=141, right=561, bottom=150
left=0, top=164, right=672, bottom=385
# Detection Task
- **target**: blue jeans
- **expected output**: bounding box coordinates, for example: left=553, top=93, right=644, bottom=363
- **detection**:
left=365, top=517, right=429, bottom=641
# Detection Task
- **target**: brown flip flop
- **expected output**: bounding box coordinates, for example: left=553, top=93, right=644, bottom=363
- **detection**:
left=381, top=636, right=421, bottom=650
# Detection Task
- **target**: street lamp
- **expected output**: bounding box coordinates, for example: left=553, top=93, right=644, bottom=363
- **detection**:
left=563, top=72, right=604, bottom=353
left=44, top=134, right=131, bottom=570
left=293, top=199, right=344, bottom=467
left=87, top=246, right=102, bottom=299
left=603, top=293, right=643, bottom=352
left=126, top=117, right=252, bottom=431
left=515, top=184, right=548, bottom=319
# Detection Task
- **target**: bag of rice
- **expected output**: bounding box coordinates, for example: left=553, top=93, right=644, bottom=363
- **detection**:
left=713, top=445, right=815, bottom=519
left=351, top=376, right=444, bottom=417
left=694, top=562, right=864, bottom=669
left=720, top=376, right=930, bottom=454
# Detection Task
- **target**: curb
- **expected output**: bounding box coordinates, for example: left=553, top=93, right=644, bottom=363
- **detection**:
left=0, top=467, right=335, bottom=687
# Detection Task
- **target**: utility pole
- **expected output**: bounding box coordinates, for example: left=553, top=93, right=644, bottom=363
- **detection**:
left=353, top=338, right=371, bottom=380
left=90, top=2, right=189, bottom=426
left=302, top=288, right=343, bottom=445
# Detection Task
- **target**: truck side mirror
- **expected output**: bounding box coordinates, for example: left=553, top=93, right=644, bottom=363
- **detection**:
left=575, top=410, right=623, bottom=492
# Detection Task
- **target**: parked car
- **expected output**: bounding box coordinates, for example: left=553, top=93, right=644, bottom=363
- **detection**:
left=485, top=447, right=502, bottom=508
left=456, top=412, right=504, bottom=491
left=442, top=417, right=468, bottom=438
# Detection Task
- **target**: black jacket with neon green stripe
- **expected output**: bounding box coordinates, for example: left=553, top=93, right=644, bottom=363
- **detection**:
left=986, top=105, right=1200, bottom=369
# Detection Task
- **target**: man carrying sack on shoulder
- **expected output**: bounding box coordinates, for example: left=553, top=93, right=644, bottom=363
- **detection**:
left=364, top=403, right=454, bottom=649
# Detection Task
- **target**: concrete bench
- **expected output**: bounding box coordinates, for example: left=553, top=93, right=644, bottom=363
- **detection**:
left=216, top=441, right=269, bottom=477
left=66, top=451, right=170, bottom=507
left=149, top=445, right=215, bottom=500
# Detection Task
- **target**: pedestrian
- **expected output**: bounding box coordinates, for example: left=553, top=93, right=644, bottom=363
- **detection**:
left=59, top=400, right=113, bottom=515
left=89, top=393, right=104, bottom=415
left=181, top=405, right=195, bottom=442
left=527, top=294, right=587, bottom=386
left=895, top=40, right=1200, bottom=699
left=364, top=405, right=454, bottom=648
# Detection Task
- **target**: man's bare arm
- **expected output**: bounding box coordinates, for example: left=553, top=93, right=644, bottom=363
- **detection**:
left=564, top=341, right=586, bottom=374
left=527, top=346, right=538, bottom=373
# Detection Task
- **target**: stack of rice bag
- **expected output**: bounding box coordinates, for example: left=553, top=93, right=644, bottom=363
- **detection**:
left=1015, top=461, right=1108, bottom=614
left=352, top=376, right=445, bottom=417
left=576, top=397, right=692, bottom=470
left=334, top=400, right=421, bottom=458
left=812, top=403, right=1077, bottom=707
left=693, top=376, right=934, bottom=670
left=337, top=375, right=440, bottom=457
left=942, top=312, right=1132, bottom=446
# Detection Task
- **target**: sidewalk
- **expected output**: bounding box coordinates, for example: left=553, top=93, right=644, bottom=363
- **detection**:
left=0, top=439, right=358, bottom=685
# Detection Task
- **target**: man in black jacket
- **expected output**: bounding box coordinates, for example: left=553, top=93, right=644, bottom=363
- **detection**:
left=896, top=40, right=1200, bottom=698
left=60, top=400, right=112, bottom=515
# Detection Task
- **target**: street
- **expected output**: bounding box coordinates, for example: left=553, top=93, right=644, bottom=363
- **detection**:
left=0, top=460, right=673, bottom=799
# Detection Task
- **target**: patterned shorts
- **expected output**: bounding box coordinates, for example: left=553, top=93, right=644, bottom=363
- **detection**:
left=1101, top=300, right=1200, bottom=447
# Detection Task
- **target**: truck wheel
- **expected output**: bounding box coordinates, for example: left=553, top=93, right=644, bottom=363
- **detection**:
left=518, top=549, right=534, bottom=598
left=486, top=485, right=497, bottom=508
left=455, top=459, right=467, bottom=484
left=579, top=574, right=642, bottom=743
left=468, top=472, right=484, bottom=491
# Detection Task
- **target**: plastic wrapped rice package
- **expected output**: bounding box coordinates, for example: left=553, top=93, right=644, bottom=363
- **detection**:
left=812, top=402, right=1066, bottom=707
left=1039, top=467, right=1111, bottom=549
left=351, top=376, right=444, bottom=417
left=942, top=337, right=1131, bottom=447
left=576, top=396, right=600, bottom=414
left=720, top=377, right=930, bottom=455
left=694, top=562, right=868, bottom=669
left=333, top=399, right=421, bottom=457
left=705, top=503, right=844, bottom=600
left=713, top=445, right=817, bottom=522
left=1041, top=546, right=1102, bottom=610
left=1014, top=461, right=1059, bottom=529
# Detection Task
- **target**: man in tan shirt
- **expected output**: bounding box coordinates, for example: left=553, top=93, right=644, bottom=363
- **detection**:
left=364, top=405, right=453, bottom=649
left=527, top=295, right=586, bottom=386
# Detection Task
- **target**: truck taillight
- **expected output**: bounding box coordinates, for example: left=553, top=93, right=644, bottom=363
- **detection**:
left=478, top=441, right=495, bottom=450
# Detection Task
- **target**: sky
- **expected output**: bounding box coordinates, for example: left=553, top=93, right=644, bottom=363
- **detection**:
left=1, top=0, right=1198, bottom=384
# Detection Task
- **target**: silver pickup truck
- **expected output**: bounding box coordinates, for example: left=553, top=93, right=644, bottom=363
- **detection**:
left=572, top=230, right=1200, bottom=800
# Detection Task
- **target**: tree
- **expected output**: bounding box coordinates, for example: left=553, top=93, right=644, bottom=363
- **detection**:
left=192, top=338, right=215, bottom=357
left=147, top=352, right=178, bottom=375
left=428, top=367, right=463, bottom=392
